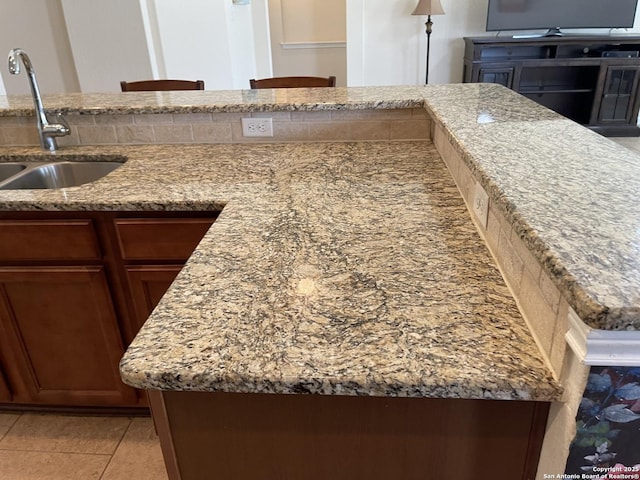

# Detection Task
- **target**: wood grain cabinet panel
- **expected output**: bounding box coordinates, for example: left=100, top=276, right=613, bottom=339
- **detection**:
left=114, top=218, right=215, bottom=261
left=125, top=265, right=183, bottom=335
left=0, top=368, right=11, bottom=402
left=152, top=391, right=549, bottom=480
left=0, top=219, right=101, bottom=262
left=0, top=211, right=218, bottom=410
left=0, top=266, right=136, bottom=406
left=113, top=215, right=217, bottom=343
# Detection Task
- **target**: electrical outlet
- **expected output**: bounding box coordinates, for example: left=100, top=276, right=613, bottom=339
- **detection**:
left=472, top=182, right=489, bottom=229
left=241, top=118, right=273, bottom=137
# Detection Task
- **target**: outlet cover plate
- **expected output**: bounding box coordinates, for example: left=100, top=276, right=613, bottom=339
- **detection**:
left=241, top=118, right=273, bottom=137
left=472, top=182, right=489, bottom=229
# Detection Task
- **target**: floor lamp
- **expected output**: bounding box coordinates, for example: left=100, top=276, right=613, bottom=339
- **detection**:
left=412, top=0, right=445, bottom=84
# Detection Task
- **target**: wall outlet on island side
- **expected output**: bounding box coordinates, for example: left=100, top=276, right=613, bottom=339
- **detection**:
left=241, top=118, right=273, bottom=137
left=472, top=182, right=489, bottom=229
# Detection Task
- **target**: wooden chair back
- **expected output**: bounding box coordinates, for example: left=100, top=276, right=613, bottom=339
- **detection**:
left=249, top=76, right=336, bottom=89
left=120, top=79, right=205, bottom=92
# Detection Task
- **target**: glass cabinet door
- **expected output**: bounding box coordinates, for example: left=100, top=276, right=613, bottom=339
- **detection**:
left=478, top=67, right=515, bottom=88
left=598, top=66, right=640, bottom=123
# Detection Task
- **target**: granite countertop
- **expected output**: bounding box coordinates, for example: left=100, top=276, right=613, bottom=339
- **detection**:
left=2, top=82, right=639, bottom=397
left=0, top=86, right=425, bottom=115
left=422, top=84, right=640, bottom=331
left=2, top=84, right=639, bottom=331
left=0, top=141, right=561, bottom=401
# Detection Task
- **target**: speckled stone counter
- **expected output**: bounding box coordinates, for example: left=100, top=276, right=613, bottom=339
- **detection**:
left=4, top=80, right=638, bottom=400
left=1, top=84, right=638, bottom=333
left=422, top=83, right=640, bottom=331
left=0, top=141, right=560, bottom=401
left=0, top=86, right=425, bottom=115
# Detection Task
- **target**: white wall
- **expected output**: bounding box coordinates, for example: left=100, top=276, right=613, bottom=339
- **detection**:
left=348, top=0, right=422, bottom=86
left=0, top=0, right=79, bottom=95
left=61, top=0, right=153, bottom=92
left=226, top=1, right=262, bottom=88
left=347, top=0, right=640, bottom=86
left=3, top=0, right=640, bottom=93
left=269, top=0, right=347, bottom=86
left=148, top=0, right=269, bottom=90
left=347, top=0, right=486, bottom=86
left=0, top=0, right=267, bottom=94
left=252, top=0, right=274, bottom=80
left=152, top=0, right=230, bottom=89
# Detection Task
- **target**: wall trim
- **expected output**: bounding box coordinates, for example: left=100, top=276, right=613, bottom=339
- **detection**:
left=566, top=308, right=640, bottom=366
left=280, top=41, right=346, bottom=49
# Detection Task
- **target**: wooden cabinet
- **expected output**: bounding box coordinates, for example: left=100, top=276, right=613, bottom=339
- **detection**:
left=0, top=217, right=136, bottom=406
left=124, top=266, right=184, bottom=334
left=478, top=66, right=515, bottom=88
left=0, top=267, right=136, bottom=406
left=150, top=391, right=550, bottom=480
left=598, top=66, right=640, bottom=124
left=111, top=216, right=216, bottom=343
left=463, top=35, right=640, bottom=136
left=0, top=368, right=11, bottom=402
left=0, top=211, right=217, bottom=410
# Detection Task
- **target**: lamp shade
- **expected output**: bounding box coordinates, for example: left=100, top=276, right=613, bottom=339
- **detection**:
left=411, top=0, right=445, bottom=15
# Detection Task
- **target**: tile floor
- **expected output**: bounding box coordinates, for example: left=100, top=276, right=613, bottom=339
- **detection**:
left=611, top=135, right=640, bottom=154
left=0, top=412, right=168, bottom=480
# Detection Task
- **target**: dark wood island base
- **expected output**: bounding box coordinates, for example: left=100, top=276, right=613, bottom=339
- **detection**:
left=148, top=390, right=550, bottom=480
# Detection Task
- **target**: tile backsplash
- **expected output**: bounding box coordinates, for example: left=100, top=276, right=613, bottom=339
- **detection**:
left=0, top=108, right=431, bottom=147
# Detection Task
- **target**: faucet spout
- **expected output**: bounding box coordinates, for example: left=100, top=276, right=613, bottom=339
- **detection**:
left=7, top=48, right=70, bottom=153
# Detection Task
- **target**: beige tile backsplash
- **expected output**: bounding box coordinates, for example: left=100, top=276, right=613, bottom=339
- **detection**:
left=0, top=108, right=431, bottom=147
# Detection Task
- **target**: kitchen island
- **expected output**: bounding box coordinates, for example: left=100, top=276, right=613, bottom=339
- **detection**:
left=0, top=140, right=556, bottom=478
left=1, top=83, right=638, bottom=478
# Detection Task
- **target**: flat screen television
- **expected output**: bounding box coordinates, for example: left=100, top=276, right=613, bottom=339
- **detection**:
left=486, top=0, right=639, bottom=35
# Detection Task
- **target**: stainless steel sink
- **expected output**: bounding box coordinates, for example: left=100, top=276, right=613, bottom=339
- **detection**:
left=0, top=163, right=27, bottom=182
left=0, top=156, right=126, bottom=190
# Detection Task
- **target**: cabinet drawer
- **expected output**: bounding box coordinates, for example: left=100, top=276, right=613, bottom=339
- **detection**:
left=0, top=220, right=101, bottom=262
left=115, top=218, right=215, bottom=261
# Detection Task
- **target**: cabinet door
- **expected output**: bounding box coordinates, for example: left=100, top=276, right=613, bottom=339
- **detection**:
left=477, top=66, right=515, bottom=88
left=125, top=265, right=183, bottom=339
left=0, top=267, right=137, bottom=406
left=598, top=66, right=640, bottom=123
left=0, top=368, right=11, bottom=402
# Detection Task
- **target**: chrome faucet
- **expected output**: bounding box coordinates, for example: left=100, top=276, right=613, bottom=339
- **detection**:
left=7, top=48, right=70, bottom=153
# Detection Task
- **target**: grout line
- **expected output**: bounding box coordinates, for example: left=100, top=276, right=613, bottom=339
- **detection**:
left=98, top=416, right=134, bottom=480
left=0, top=412, right=22, bottom=442
left=110, top=416, right=132, bottom=454
left=0, top=447, right=112, bottom=456
left=98, top=453, right=116, bottom=480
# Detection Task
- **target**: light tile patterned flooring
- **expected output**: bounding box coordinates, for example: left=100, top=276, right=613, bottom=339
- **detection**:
left=0, top=413, right=168, bottom=480
left=611, top=135, right=640, bottom=154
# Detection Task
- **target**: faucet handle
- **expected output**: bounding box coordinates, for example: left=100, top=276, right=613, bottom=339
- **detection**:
left=42, top=113, right=70, bottom=137
left=54, top=113, right=70, bottom=133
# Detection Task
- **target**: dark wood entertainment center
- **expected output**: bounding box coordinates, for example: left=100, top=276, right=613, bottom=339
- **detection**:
left=463, top=35, right=640, bottom=136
